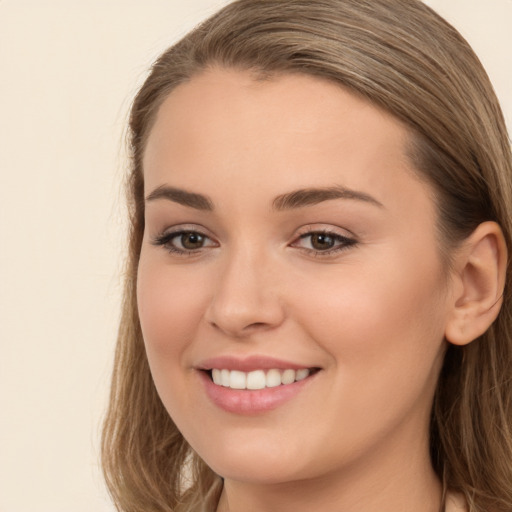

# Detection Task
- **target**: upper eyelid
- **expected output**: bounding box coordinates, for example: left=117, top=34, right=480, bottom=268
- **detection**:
left=156, top=224, right=215, bottom=238
left=150, top=225, right=217, bottom=248
left=151, top=229, right=218, bottom=256
left=294, top=224, right=357, bottom=239
left=292, top=231, right=356, bottom=246
left=150, top=223, right=358, bottom=245
left=291, top=231, right=358, bottom=257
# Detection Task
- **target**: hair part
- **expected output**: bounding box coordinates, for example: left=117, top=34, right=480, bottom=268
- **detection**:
left=102, top=1, right=512, bottom=511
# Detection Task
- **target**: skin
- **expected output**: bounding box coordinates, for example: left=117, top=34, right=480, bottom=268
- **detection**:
left=137, top=68, right=460, bottom=512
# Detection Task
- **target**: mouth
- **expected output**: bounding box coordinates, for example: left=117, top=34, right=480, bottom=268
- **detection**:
left=196, top=356, right=322, bottom=413
left=203, top=367, right=321, bottom=390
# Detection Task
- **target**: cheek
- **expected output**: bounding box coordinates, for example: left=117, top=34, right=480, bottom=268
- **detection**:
left=292, top=248, right=448, bottom=401
left=282, top=256, right=449, bottom=467
left=137, top=254, right=208, bottom=365
left=299, top=256, right=444, bottom=337
left=136, top=254, right=214, bottom=428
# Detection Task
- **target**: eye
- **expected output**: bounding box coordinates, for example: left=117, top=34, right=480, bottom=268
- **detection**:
left=292, top=230, right=357, bottom=256
left=152, top=229, right=217, bottom=254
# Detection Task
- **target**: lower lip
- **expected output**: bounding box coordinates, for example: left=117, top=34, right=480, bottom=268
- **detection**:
left=199, top=371, right=316, bottom=415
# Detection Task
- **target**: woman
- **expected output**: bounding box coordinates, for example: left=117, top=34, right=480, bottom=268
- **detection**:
left=101, top=1, right=512, bottom=511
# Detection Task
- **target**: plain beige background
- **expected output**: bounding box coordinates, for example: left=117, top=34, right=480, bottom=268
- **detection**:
left=0, top=1, right=510, bottom=511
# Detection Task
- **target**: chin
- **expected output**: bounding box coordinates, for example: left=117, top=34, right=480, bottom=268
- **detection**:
left=212, top=460, right=305, bottom=485
left=192, top=436, right=321, bottom=485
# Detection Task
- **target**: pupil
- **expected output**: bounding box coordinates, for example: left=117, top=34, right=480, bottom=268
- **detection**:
left=312, top=233, right=334, bottom=250
left=182, top=233, right=204, bottom=249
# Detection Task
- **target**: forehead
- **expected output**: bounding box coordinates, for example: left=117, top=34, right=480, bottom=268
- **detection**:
left=144, top=68, right=409, bottom=161
left=143, top=68, right=432, bottom=217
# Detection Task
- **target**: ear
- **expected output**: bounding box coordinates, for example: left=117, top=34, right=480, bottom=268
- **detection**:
left=444, top=221, right=508, bottom=346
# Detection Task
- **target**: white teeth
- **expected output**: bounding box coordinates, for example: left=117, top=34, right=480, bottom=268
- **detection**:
left=230, top=370, right=246, bottom=389
left=247, top=370, right=266, bottom=390
left=212, top=369, right=222, bottom=385
left=210, top=368, right=312, bottom=389
left=281, top=369, right=296, bottom=385
left=296, top=368, right=310, bottom=381
left=266, top=369, right=282, bottom=388
left=220, top=369, right=230, bottom=387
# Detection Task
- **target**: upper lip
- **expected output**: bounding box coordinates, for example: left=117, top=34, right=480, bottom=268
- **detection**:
left=197, top=355, right=317, bottom=372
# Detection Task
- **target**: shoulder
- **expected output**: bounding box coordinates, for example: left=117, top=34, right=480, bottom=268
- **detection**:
left=445, top=491, right=468, bottom=512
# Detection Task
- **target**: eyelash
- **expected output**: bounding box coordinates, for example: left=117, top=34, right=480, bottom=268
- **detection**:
left=151, top=228, right=357, bottom=257
left=151, top=229, right=217, bottom=256
left=292, top=229, right=357, bottom=256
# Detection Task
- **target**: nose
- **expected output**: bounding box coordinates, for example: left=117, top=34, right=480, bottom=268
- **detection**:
left=205, top=242, right=286, bottom=338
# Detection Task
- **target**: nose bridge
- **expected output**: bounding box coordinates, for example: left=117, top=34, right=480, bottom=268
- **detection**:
left=206, top=237, right=284, bottom=336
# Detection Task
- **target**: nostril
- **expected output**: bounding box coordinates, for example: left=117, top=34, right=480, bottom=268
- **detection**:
left=208, top=319, right=277, bottom=337
left=247, top=322, right=268, bottom=329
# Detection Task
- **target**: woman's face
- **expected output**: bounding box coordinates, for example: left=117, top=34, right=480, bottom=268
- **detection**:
left=138, top=69, right=453, bottom=485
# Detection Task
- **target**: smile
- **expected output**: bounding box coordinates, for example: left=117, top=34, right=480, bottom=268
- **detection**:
left=198, top=359, right=320, bottom=414
left=197, top=356, right=321, bottom=413
left=210, top=368, right=312, bottom=390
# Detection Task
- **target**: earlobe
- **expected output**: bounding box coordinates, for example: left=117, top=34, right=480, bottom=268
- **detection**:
left=444, top=221, right=507, bottom=346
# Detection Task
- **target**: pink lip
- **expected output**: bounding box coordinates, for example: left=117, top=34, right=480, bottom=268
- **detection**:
left=197, top=355, right=312, bottom=372
left=197, top=357, right=320, bottom=415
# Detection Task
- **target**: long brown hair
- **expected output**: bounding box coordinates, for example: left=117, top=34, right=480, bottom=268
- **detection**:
left=101, top=1, right=512, bottom=511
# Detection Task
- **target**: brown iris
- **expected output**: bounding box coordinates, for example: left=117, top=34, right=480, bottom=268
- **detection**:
left=309, top=233, right=336, bottom=251
left=180, top=232, right=205, bottom=250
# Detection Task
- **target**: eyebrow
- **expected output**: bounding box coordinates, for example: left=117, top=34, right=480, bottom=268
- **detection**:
left=145, top=185, right=214, bottom=211
left=272, top=186, right=383, bottom=210
left=145, top=184, right=383, bottom=211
